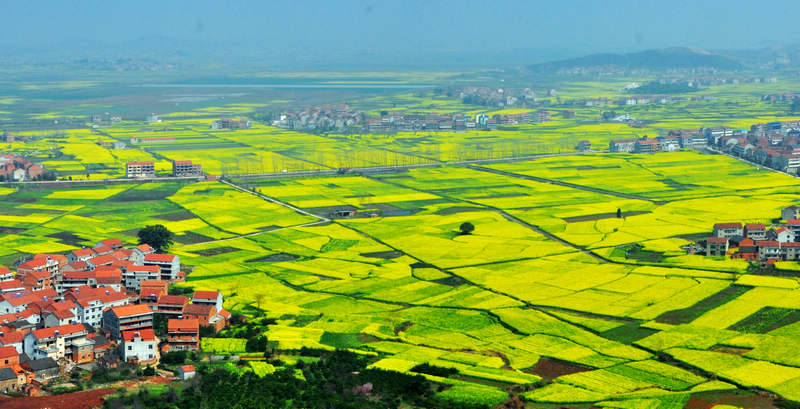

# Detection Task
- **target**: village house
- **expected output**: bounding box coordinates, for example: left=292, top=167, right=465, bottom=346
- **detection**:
left=182, top=304, right=229, bottom=333
left=0, top=238, right=229, bottom=389
left=0, top=368, right=17, bottom=392
left=172, top=160, right=203, bottom=177
left=67, top=248, right=96, bottom=263
left=167, top=318, right=199, bottom=351
left=609, top=139, right=638, bottom=153
left=757, top=240, right=782, bottom=260
left=65, top=285, right=130, bottom=327
left=0, top=267, right=12, bottom=282
left=744, top=224, right=767, bottom=240
left=0, top=346, right=19, bottom=370
left=42, top=308, right=76, bottom=328
left=121, top=329, right=158, bottom=365
left=786, top=219, right=800, bottom=236
left=143, top=254, right=180, bottom=281
left=130, top=244, right=155, bottom=265
left=125, top=161, right=155, bottom=178
left=155, top=295, right=189, bottom=316
left=139, top=280, right=169, bottom=305
left=21, top=356, right=59, bottom=383
left=0, top=331, right=25, bottom=354
left=16, top=257, right=60, bottom=285
left=102, top=304, right=153, bottom=340
left=576, top=140, right=591, bottom=151
left=782, top=206, right=800, bottom=221
left=706, top=237, right=729, bottom=257
left=23, top=323, right=92, bottom=362
left=768, top=227, right=796, bottom=243
left=211, top=118, right=251, bottom=130
left=713, top=223, right=743, bottom=239
left=0, top=281, right=24, bottom=295
left=123, top=265, right=161, bottom=291
left=177, top=364, right=196, bottom=380
left=192, top=290, right=223, bottom=311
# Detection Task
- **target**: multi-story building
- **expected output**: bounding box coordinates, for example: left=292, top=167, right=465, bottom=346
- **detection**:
left=172, top=160, right=203, bottom=177
left=155, top=295, right=189, bottom=316
left=609, top=139, right=638, bottom=153
left=183, top=304, right=229, bottom=333
left=211, top=118, right=251, bottom=130
left=64, top=286, right=130, bottom=328
left=744, top=224, right=767, bottom=240
left=125, top=161, right=155, bottom=178
left=16, top=256, right=60, bottom=284
left=781, top=205, right=800, bottom=221
left=130, top=244, right=155, bottom=265
left=23, top=323, right=92, bottom=362
left=706, top=237, right=729, bottom=257
left=192, top=290, right=223, bottom=311
left=143, top=254, right=180, bottom=281
left=757, top=240, right=781, bottom=260
left=167, top=318, right=199, bottom=351
left=102, top=304, right=153, bottom=340
left=713, top=222, right=743, bottom=239
left=122, top=265, right=161, bottom=291
left=121, top=329, right=158, bottom=364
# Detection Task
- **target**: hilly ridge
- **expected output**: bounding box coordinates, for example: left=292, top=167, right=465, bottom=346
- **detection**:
left=528, top=46, right=742, bottom=72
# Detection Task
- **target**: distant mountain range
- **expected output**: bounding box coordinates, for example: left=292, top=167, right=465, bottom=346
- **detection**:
left=527, top=47, right=743, bottom=72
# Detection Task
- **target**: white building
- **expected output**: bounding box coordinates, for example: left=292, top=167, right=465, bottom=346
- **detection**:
left=122, top=329, right=158, bottom=364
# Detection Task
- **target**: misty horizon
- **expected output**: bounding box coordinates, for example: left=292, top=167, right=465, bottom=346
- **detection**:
left=2, top=0, right=800, bottom=70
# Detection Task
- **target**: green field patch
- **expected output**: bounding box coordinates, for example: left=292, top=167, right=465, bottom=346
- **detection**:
left=709, top=345, right=753, bottom=355
left=46, top=231, right=88, bottom=246
left=360, top=250, right=404, bottom=259
left=188, top=246, right=242, bottom=257
left=431, top=276, right=466, bottom=287
left=656, top=285, right=750, bottom=325
left=600, top=322, right=658, bottom=344
left=154, top=210, right=197, bottom=221
left=0, top=227, right=27, bottom=234
left=320, top=238, right=358, bottom=252
left=246, top=252, right=301, bottom=263
left=319, top=332, right=363, bottom=349
left=610, top=243, right=665, bottom=263
left=728, top=307, right=800, bottom=334
left=172, top=231, right=216, bottom=244
left=201, top=337, right=248, bottom=354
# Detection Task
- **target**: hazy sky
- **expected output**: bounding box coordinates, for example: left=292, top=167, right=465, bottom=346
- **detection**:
left=2, top=0, right=799, bottom=62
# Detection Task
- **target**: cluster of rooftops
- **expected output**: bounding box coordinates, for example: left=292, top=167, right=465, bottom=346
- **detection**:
left=695, top=205, right=800, bottom=263
left=0, top=239, right=229, bottom=392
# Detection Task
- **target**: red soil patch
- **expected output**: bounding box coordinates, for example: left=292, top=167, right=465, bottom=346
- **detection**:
left=0, top=388, right=115, bottom=409
left=683, top=390, right=775, bottom=409
left=525, top=357, right=592, bottom=381
left=150, top=375, right=171, bottom=384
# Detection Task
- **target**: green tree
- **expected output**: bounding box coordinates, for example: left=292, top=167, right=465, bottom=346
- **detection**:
left=137, top=224, right=175, bottom=253
left=458, top=222, right=475, bottom=235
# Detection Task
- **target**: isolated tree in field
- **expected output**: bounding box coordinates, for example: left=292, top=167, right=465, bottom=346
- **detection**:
left=616, top=208, right=622, bottom=218
left=254, top=293, right=266, bottom=313
left=137, top=224, right=174, bottom=253
left=459, top=222, right=475, bottom=235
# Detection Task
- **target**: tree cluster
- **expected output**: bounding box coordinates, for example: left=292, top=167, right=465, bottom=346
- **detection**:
left=104, top=350, right=491, bottom=409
